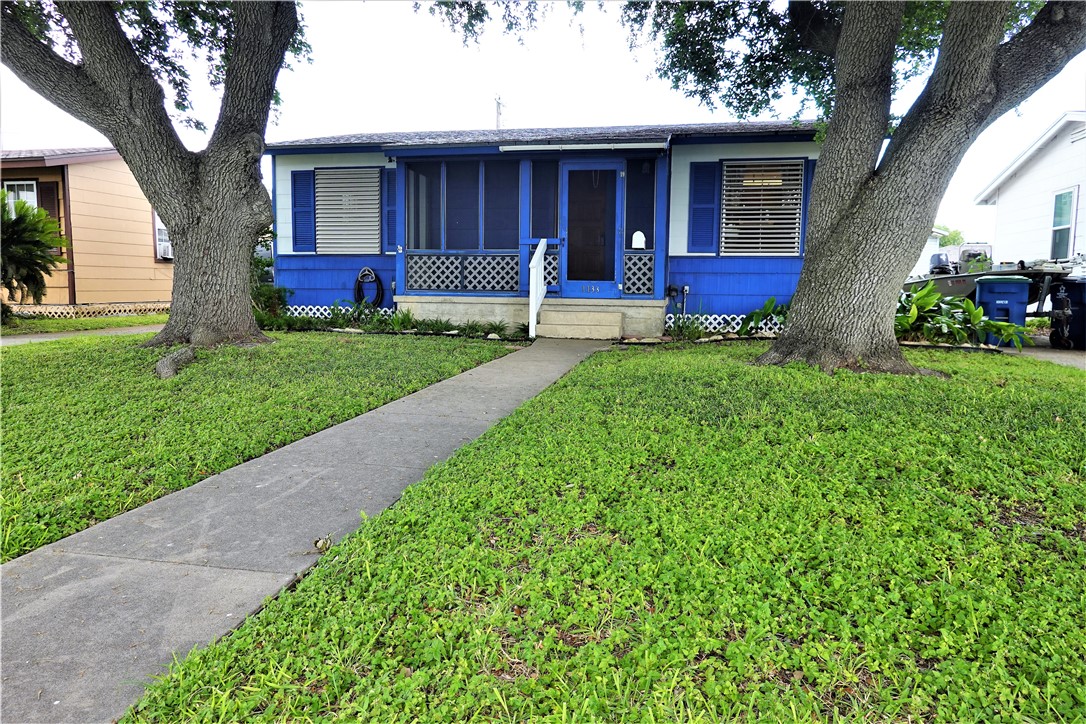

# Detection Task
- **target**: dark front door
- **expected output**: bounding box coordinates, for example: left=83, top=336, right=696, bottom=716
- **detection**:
left=561, top=163, right=622, bottom=298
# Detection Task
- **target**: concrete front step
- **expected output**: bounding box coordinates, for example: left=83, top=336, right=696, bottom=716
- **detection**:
left=535, top=323, right=621, bottom=340
left=536, top=308, right=623, bottom=340
left=538, top=309, right=623, bottom=328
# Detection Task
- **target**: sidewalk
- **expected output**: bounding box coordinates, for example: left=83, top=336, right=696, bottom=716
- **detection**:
left=0, top=338, right=605, bottom=724
left=0, top=325, right=165, bottom=346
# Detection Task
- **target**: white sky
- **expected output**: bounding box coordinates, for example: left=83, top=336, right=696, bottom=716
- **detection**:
left=2, top=0, right=1084, bottom=245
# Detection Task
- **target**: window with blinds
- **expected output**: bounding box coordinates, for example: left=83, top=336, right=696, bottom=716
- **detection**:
left=315, top=168, right=381, bottom=254
left=719, top=160, right=804, bottom=256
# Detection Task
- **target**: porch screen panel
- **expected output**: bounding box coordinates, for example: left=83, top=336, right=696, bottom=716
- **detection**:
left=625, top=157, right=655, bottom=249
left=484, top=160, right=519, bottom=249
left=315, top=168, right=381, bottom=254
left=720, top=160, right=804, bottom=256
left=530, top=161, right=558, bottom=238
left=407, top=163, right=442, bottom=250
left=445, top=161, right=480, bottom=250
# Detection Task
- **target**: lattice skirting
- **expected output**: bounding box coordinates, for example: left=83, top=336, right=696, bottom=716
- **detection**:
left=287, top=305, right=394, bottom=320
left=406, top=254, right=519, bottom=292
left=9, top=302, right=171, bottom=319
left=665, top=313, right=785, bottom=335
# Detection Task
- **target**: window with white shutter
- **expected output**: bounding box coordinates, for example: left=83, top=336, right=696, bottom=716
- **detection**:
left=720, top=160, right=804, bottom=256
left=315, top=168, right=381, bottom=254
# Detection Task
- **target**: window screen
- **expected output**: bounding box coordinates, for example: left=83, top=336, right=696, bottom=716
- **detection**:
left=445, top=161, right=480, bottom=250
left=625, top=158, right=655, bottom=249
left=720, top=160, right=804, bottom=256
left=315, top=168, right=381, bottom=254
left=484, top=161, right=519, bottom=249
left=530, top=161, right=558, bottom=239
left=407, top=163, right=442, bottom=250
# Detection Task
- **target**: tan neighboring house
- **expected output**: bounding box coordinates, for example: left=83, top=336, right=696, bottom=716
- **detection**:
left=1, top=147, right=172, bottom=306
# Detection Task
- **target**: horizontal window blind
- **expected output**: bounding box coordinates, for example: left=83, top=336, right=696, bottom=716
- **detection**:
left=720, top=160, right=804, bottom=256
left=315, top=168, right=381, bottom=254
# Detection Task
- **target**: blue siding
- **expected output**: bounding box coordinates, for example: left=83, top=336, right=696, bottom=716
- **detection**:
left=291, top=171, right=316, bottom=253
left=687, top=162, right=720, bottom=253
left=667, top=256, right=803, bottom=316
left=276, top=254, right=396, bottom=308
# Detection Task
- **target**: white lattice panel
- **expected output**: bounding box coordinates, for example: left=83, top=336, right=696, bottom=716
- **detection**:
left=464, top=255, right=518, bottom=291
left=665, top=313, right=785, bottom=335
left=623, top=254, right=654, bottom=295
left=286, top=306, right=393, bottom=319
left=544, top=254, right=559, bottom=287
left=407, top=255, right=461, bottom=290
left=10, top=302, right=171, bottom=319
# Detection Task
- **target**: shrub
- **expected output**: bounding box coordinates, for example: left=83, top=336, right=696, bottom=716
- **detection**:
left=895, top=281, right=1030, bottom=349
left=666, top=313, right=705, bottom=341
left=388, top=308, right=417, bottom=333
left=255, top=310, right=329, bottom=332
left=738, top=297, right=789, bottom=336
left=482, top=320, right=508, bottom=338
left=416, top=317, right=456, bottom=334
left=1, top=190, right=66, bottom=309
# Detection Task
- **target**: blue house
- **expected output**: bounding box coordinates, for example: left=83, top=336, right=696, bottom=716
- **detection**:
left=268, top=121, right=818, bottom=338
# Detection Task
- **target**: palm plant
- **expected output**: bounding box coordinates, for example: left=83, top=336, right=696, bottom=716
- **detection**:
left=1, top=190, right=65, bottom=310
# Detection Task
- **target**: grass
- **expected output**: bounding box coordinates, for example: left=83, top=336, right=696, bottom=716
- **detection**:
left=125, top=343, right=1086, bottom=722
left=0, top=333, right=509, bottom=561
left=1, top=313, right=169, bottom=335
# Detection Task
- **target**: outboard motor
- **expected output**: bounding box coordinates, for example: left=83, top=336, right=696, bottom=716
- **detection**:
left=929, top=252, right=954, bottom=275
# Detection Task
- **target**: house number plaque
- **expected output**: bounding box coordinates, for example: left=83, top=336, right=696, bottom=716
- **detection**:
left=581, top=284, right=601, bottom=293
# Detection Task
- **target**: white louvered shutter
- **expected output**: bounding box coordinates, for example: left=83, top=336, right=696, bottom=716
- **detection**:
left=720, top=161, right=804, bottom=256
left=315, top=168, right=381, bottom=254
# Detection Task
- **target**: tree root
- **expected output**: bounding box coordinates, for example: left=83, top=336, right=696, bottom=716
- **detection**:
left=755, top=343, right=948, bottom=378
left=155, top=345, right=195, bottom=379
left=142, top=327, right=273, bottom=349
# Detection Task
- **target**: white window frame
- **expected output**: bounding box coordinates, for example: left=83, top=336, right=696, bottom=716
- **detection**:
left=1051, top=186, right=1078, bottom=260
left=315, top=167, right=382, bottom=254
left=719, top=160, right=805, bottom=257
left=153, top=212, right=173, bottom=261
left=3, top=180, right=38, bottom=213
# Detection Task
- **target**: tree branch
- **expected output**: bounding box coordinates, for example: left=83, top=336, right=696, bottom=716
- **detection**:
left=0, top=7, right=111, bottom=128
left=208, top=2, right=298, bottom=153
left=805, top=2, right=904, bottom=239
left=786, top=1, right=841, bottom=57
left=989, top=1, right=1086, bottom=121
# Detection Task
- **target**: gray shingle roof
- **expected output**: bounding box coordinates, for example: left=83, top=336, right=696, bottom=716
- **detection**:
left=268, top=120, right=817, bottom=150
left=1, top=147, right=116, bottom=161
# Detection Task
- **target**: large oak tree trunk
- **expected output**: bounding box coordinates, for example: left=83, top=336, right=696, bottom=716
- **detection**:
left=758, top=1, right=1086, bottom=373
left=1, top=1, right=298, bottom=353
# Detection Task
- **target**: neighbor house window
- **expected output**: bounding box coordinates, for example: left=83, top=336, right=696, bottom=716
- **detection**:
left=406, top=160, right=521, bottom=251
left=1051, top=188, right=1077, bottom=259
left=154, top=212, right=173, bottom=260
left=719, top=160, right=805, bottom=256
left=3, top=181, right=37, bottom=212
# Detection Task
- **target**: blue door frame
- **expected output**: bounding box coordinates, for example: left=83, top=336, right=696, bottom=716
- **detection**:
left=559, top=160, right=625, bottom=299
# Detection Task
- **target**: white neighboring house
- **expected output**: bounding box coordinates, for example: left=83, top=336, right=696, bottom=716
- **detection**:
left=975, top=111, right=1086, bottom=265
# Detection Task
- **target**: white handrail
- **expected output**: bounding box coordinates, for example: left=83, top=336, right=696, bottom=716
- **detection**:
left=528, top=238, right=548, bottom=338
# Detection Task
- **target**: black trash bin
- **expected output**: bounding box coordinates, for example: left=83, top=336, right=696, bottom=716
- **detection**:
left=1049, top=278, right=1086, bottom=350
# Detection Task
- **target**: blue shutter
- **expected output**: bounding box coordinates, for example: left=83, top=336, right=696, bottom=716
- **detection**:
left=687, top=162, right=721, bottom=254
left=382, top=168, right=398, bottom=253
left=291, top=170, right=316, bottom=253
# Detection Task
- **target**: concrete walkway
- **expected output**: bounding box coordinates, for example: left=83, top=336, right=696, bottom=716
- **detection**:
left=0, top=324, right=165, bottom=346
left=0, top=338, right=604, bottom=724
